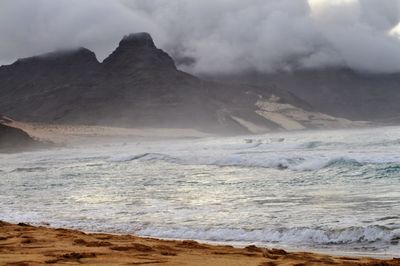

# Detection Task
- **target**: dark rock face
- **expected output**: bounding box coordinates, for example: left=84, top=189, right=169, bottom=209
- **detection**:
left=7, top=48, right=100, bottom=80
left=103, top=33, right=176, bottom=71
left=0, top=124, right=39, bottom=152
left=0, top=32, right=306, bottom=134
left=0, top=46, right=102, bottom=123
left=120, top=32, right=156, bottom=48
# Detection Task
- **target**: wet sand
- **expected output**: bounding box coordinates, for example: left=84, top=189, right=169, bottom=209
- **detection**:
left=0, top=221, right=399, bottom=266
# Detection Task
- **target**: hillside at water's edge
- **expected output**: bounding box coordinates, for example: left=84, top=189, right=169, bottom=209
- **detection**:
left=0, top=116, right=47, bottom=152
left=0, top=33, right=364, bottom=134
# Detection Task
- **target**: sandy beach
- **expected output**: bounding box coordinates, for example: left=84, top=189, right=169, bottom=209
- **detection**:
left=0, top=221, right=399, bottom=266
left=5, top=121, right=211, bottom=146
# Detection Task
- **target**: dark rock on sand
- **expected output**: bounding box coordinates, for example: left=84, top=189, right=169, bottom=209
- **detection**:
left=0, top=123, right=45, bottom=153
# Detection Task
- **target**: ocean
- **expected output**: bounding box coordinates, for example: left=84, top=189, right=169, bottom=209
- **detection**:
left=1, top=126, right=399, bottom=257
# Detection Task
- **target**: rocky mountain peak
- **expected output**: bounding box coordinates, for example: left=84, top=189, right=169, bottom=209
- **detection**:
left=119, top=32, right=156, bottom=49
left=103, top=32, right=176, bottom=71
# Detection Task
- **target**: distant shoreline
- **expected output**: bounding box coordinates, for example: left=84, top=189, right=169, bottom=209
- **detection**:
left=0, top=221, right=399, bottom=265
left=4, top=120, right=378, bottom=146
left=6, top=121, right=213, bottom=146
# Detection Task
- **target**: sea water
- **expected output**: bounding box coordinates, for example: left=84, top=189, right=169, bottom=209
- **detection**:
left=0, top=126, right=399, bottom=257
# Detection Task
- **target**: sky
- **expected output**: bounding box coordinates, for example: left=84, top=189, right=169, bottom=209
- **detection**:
left=1, top=0, right=400, bottom=74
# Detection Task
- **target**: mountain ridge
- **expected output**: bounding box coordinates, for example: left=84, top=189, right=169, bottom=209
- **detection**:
left=0, top=32, right=362, bottom=134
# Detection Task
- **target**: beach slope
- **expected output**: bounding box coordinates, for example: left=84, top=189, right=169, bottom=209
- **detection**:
left=0, top=222, right=399, bottom=266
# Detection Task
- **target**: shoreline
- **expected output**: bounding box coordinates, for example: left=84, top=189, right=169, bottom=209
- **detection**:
left=142, top=237, right=398, bottom=260
left=5, top=121, right=213, bottom=146
left=6, top=223, right=396, bottom=260
left=0, top=221, right=399, bottom=266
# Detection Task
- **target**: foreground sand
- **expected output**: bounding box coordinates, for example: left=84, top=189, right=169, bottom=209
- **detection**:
left=0, top=222, right=399, bottom=266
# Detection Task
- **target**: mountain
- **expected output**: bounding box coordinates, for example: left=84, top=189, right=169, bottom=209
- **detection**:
left=0, top=33, right=359, bottom=134
left=213, top=68, right=400, bottom=123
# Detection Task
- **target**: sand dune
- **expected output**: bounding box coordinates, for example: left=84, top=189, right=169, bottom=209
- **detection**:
left=255, top=96, right=369, bottom=130
left=0, top=222, right=399, bottom=266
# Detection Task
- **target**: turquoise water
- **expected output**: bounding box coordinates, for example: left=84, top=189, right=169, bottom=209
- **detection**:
left=0, top=126, right=399, bottom=256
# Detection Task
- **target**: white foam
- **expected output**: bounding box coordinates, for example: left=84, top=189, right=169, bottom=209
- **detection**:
left=137, top=226, right=400, bottom=246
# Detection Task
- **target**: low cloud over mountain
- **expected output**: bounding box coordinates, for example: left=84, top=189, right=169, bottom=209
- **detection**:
left=1, top=0, right=400, bottom=74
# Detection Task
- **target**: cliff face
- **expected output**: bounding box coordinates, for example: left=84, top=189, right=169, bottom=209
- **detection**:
left=0, top=32, right=351, bottom=134
left=0, top=47, right=101, bottom=123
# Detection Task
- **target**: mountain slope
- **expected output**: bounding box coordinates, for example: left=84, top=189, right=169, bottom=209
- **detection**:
left=0, top=33, right=359, bottom=134
left=216, top=69, right=400, bottom=123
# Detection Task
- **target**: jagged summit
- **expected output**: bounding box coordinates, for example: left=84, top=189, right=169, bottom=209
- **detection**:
left=103, top=32, right=176, bottom=70
left=119, top=32, right=156, bottom=48
left=2, top=33, right=174, bottom=71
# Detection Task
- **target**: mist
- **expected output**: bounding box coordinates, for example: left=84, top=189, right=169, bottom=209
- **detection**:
left=1, top=0, right=400, bottom=74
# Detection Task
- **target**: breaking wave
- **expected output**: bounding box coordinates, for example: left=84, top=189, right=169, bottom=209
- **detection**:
left=108, top=153, right=180, bottom=164
left=108, top=152, right=367, bottom=171
left=137, top=225, right=400, bottom=247
left=11, top=167, right=48, bottom=173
